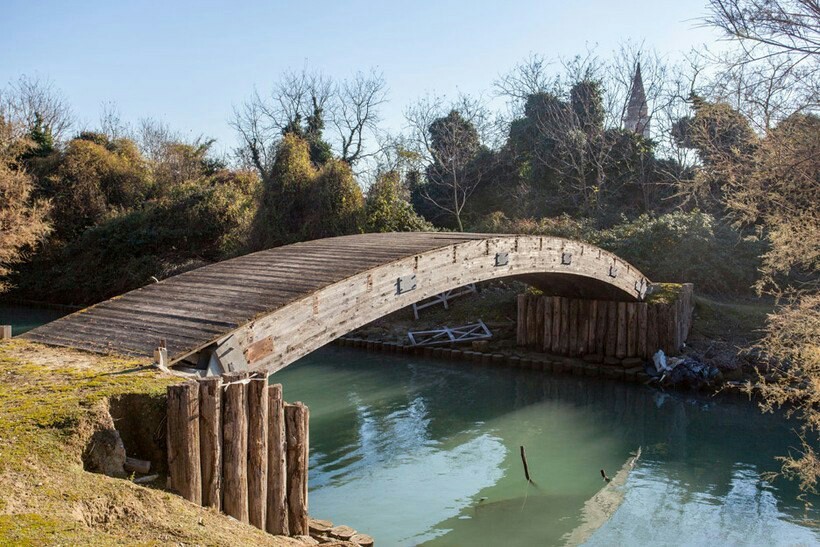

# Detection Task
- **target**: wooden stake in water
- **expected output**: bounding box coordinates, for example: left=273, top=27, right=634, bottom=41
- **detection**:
left=520, top=445, right=533, bottom=483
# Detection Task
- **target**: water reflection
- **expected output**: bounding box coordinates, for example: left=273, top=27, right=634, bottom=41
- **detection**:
left=275, top=347, right=819, bottom=546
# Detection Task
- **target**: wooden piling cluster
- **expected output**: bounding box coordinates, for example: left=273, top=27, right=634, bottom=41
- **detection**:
left=516, top=284, right=694, bottom=359
left=166, top=374, right=308, bottom=537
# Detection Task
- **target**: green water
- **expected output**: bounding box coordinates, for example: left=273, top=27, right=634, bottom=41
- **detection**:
left=276, top=347, right=819, bottom=546
left=0, top=304, right=65, bottom=336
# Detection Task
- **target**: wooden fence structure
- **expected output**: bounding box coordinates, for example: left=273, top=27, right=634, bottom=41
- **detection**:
left=516, top=284, right=694, bottom=359
left=166, top=372, right=309, bottom=536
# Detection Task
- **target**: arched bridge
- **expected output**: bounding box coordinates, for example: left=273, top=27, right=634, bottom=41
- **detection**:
left=22, top=232, right=650, bottom=375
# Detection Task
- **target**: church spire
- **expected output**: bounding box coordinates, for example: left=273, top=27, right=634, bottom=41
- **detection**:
left=623, top=62, right=650, bottom=138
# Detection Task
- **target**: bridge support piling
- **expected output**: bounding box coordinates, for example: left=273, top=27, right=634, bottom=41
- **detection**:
left=266, top=384, right=288, bottom=536
left=247, top=378, right=269, bottom=530
left=167, top=381, right=202, bottom=505
left=285, top=402, right=309, bottom=536
left=222, top=371, right=249, bottom=523
left=198, top=376, right=222, bottom=509
left=167, top=377, right=309, bottom=538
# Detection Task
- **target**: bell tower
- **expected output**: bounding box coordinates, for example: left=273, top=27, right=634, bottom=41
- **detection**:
left=623, top=63, right=650, bottom=138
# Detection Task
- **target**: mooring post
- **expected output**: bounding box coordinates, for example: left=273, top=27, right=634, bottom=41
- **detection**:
left=198, top=376, right=222, bottom=509
left=266, top=383, right=289, bottom=536
left=0, top=325, right=11, bottom=340
left=285, top=402, right=309, bottom=536
left=247, top=377, right=269, bottom=530
left=520, top=445, right=533, bottom=483
left=222, top=371, right=249, bottom=523
left=167, top=381, right=202, bottom=504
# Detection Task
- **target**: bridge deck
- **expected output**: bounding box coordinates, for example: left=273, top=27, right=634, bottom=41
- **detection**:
left=21, top=233, right=490, bottom=359
left=21, top=232, right=649, bottom=371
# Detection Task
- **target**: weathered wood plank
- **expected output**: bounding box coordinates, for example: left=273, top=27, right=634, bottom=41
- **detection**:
left=626, top=303, right=638, bottom=358
left=542, top=296, right=553, bottom=352
left=516, top=294, right=527, bottom=346
left=616, top=302, right=628, bottom=359
left=606, top=301, right=618, bottom=356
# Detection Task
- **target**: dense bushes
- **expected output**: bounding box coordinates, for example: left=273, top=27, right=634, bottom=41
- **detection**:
left=365, top=171, right=433, bottom=232
left=13, top=171, right=258, bottom=304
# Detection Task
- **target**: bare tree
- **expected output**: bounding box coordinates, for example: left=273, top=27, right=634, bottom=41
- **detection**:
left=232, top=68, right=387, bottom=182
left=0, top=75, right=73, bottom=141
left=706, top=0, right=820, bottom=60
left=494, top=53, right=558, bottom=106
left=98, top=101, right=129, bottom=141
left=405, top=94, right=498, bottom=231
left=331, top=69, right=387, bottom=164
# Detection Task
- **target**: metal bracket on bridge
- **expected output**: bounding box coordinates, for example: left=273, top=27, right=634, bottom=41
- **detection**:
left=495, top=252, right=509, bottom=267
left=397, top=274, right=417, bottom=295
left=609, top=265, right=619, bottom=278
left=635, top=278, right=649, bottom=300
left=561, top=252, right=572, bottom=265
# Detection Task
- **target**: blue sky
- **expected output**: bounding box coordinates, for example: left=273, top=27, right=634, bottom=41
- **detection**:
left=1, top=1, right=721, bottom=154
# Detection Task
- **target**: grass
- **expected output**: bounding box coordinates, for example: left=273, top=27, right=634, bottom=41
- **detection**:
left=0, top=340, right=306, bottom=546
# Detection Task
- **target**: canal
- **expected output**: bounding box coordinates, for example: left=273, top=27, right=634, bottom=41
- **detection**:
left=5, top=306, right=818, bottom=545
left=278, top=347, right=819, bottom=546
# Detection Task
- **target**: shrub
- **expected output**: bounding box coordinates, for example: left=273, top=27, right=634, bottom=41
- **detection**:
left=13, top=170, right=258, bottom=304
left=595, top=211, right=765, bottom=294
left=365, top=171, right=433, bottom=233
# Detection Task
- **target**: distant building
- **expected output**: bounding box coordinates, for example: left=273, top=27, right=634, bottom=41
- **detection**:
left=623, top=63, right=650, bottom=138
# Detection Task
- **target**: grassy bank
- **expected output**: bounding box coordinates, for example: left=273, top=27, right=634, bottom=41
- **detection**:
left=0, top=340, right=307, bottom=546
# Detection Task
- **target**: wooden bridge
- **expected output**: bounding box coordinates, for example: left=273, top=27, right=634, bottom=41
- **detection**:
left=21, top=232, right=650, bottom=375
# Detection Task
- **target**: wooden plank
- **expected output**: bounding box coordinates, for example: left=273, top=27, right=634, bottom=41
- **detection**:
left=266, top=384, right=288, bottom=536
left=586, top=300, right=597, bottom=354
left=526, top=295, right=537, bottom=349
left=167, top=381, right=201, bottom=505
left=595, top=300, right=607, bottom=355
left=656, top=304, right=669, bottom=354
left=550, top=297, right=561, bottom=353
left=647, top=304, right=658, bottom=356
left=247, top=378, right=269, bottom=530
left=222, top=372, right=249, bottom=523
left=568, top=299, right=579, bottom=356
left=198, top=377, right=222, bottom=509
left=578, top=300, right=590, bottom=355
left=535, top=296, right=545, bottom=351
left=605, top=301, right=618, bottom=356
left=637, top=303, right=648, bottom=358
left=626, top=303, right=638, bottom=358
left=559, top=297, right=570, bottom=355
left=542, top=296, right=553, bottom=352
left=516, top=294, right=527, bottom=346
left=285, top=402, right=309, bottom=536
left=616, top=302, right=627, bottom=359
